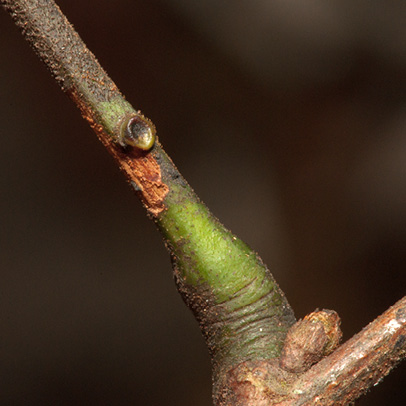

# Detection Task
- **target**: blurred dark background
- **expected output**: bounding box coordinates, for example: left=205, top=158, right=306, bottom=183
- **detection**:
left=1, top=1, right=405, bottom=405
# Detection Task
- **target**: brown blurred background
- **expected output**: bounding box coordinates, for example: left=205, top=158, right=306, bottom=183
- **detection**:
left=1, top=1, right=405, bottom=405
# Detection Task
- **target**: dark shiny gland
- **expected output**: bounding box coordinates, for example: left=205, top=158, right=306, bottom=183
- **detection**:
left=118, top=114, right=156, bottom=150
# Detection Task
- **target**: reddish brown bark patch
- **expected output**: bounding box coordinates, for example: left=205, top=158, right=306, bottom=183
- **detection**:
left=67, top=87, right=169, bottom=216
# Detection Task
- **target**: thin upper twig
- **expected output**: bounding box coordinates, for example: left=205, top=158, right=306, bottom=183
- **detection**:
left=1, top=0, right=169, bottom=215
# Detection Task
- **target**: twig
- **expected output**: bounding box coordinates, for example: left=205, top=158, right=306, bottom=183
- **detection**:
left=284, top=296, right=406, bottom=405
left=216, top=297, right=406, bottom=405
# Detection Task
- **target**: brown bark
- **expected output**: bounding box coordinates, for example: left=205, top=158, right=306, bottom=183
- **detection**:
left=217, top=296, right=406, bottom=406
left=285, top=295, right=406, bottom=405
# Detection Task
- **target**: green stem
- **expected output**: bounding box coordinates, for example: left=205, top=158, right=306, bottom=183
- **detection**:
left=154, top=149, right=296, bottom=378
left=2, top=0, right=296, bottom=387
